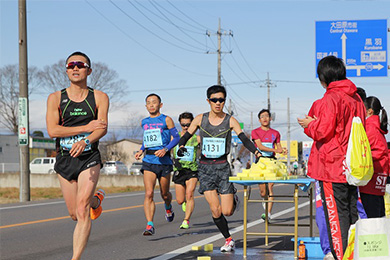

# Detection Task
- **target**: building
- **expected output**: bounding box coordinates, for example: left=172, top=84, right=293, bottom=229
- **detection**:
left=0, top=134, right=55, bottom=172
left=104, top=139, right=143, bottom=167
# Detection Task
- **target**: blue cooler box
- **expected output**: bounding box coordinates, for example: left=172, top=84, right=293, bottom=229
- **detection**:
left=291, top=237, right=324, bottom=259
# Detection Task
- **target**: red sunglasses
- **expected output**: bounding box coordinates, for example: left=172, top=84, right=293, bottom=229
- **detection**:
left=66, top=61, right=90, bottom=69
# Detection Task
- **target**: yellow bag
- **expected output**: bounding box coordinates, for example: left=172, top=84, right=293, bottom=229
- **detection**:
left=344, top=117, right=374, bottom=186
left=343, top=224, right=356, bottom=260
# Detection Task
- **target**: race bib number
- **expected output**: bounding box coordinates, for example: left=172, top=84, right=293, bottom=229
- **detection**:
left=143, top=129, right=162, bottom=148
left=202, top=137, right=225, bottom=158
left=261, top=142, right=273, bottom=157
left=176, top=146, right=194, bottom=162
left=60, top=133, right=91, bottom=151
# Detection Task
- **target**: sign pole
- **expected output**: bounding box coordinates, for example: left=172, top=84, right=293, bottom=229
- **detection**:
left=18, top=0, right=30, bottom=202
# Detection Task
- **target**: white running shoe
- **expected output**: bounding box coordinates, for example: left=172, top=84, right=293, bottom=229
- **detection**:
left=323, top=252, right=335, bottom=260
left=220, top=238, right=235, bottom=252
left=262, top=202, right=266, bottom=210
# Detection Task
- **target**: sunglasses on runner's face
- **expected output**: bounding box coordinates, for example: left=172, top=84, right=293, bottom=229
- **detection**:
left=209, top=98, right=226, bottom=103
left=181, top=123, right=191, bottom=127
left=66, top=61, right=90, bottom=69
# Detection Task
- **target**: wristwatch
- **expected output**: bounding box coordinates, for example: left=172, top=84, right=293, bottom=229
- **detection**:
left=163, top=147, right=169, bottom=153
left=83, top=138, right=90, bottom=145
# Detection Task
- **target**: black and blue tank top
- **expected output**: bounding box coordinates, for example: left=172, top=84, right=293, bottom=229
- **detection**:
left=56, top=87, right=98, bottom=153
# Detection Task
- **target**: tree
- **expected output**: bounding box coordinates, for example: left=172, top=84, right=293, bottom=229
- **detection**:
left=39, top=60, right=127, bottom=107
left=0, top=64, right=40, bottom=133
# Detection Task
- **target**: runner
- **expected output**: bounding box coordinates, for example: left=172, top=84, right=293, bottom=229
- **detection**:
left=251, top=109, right=287, bottom=221
left=46, top=51, right=109, bottom=260
left=172, top=112, right=200, bottom=229
left=134, top=93, right=180, bottom=236
left=176, top=85, right=261, bottom=252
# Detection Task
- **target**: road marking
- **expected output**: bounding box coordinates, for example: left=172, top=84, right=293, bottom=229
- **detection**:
left=150, top=200, right=311, bottom=260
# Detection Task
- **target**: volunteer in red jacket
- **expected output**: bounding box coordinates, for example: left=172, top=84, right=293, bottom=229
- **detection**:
left=298, top=56, right=366, bottom=260
left=359, top=96, right=389, bottom=218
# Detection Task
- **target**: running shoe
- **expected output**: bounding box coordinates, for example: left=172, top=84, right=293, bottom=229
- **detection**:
left=90, top=189, right=105, bottom=220
left=261, top=212, right=272, bottom=221
left=179, top=220, right=189, bottom=229
left=143, top=225, right=155, bottom=236
left=233, top=194, right=240, bottom=214
left=165, top=207, right=175, bottom=222
left=220, top=237, right=235, bottom=252
left=262, top=201, right=266, bottom=210
left=181, top=202, right=186, bottom=212
left=323, top=252, right=335, bottom=260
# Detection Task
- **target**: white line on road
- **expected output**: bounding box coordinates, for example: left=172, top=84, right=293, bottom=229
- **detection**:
left=151, top=200, right=311, bottom=260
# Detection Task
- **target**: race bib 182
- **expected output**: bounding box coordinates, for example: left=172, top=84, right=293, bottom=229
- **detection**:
left=143, top=128, right=163, bottom=148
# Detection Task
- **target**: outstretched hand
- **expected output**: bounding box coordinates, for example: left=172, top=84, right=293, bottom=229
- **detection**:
left=177, top=146, right=187, bottom=157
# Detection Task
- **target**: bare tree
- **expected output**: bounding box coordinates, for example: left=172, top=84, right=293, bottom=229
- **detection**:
left=123, top=111, right=144, bottom=139
left=39, top=60, right=127, bottom=107
left=0, top=64, right=40, bottom=133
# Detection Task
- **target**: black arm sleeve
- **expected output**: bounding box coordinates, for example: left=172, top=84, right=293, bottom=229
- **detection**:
left=178, top=131, right=193, bottom=147
left=238, top=132, right=258, bottom=154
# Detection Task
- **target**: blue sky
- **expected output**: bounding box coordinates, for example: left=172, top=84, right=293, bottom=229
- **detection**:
left=1, top=0, right=389, bottom=141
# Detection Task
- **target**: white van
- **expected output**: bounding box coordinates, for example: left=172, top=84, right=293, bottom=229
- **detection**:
left=30, top=157, right=56, bottom=174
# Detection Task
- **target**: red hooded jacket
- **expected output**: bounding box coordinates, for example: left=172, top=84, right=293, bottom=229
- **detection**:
left=359, top=115, right=389, bottom=195
left=304, top=79, right=366, bottom=183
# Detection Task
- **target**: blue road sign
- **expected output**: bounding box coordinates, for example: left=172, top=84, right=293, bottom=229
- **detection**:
left=316, top=19, right=388, bottom=77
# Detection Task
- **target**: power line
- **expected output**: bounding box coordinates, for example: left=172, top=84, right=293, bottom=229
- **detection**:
left=109, top=0, right=204, bottom=54
left=85, top=0, right=213, bottom=77
left=126, top=0, right=206, bottom=52
left=232, top=37, right=263, bottom=81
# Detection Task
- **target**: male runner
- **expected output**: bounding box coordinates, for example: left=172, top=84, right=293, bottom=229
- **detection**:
left=252, top=109, right=287, bottom=221
left=177, top=85, right=261, bottom=252
left=135, top=93, right=180, bottom=235
left=46, top=51, right=109, bottom=260
left=172, top=112, right=200, bottom=229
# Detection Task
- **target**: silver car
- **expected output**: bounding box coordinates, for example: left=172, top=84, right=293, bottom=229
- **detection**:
left=101, top=161, right=128, bottom=175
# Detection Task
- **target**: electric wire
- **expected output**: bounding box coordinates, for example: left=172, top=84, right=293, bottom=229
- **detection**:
left=109, top=0, right=204, bottom=54
left=85, top=0, right=212, bottom=77
left=126, top=0, right=206, bottom=52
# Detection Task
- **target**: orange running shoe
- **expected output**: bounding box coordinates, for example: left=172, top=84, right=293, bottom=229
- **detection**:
left=90, top=189, right=105, bottom=220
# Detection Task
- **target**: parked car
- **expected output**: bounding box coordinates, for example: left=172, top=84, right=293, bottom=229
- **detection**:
left=30, top=157, right=56, bottom=174
left=101, top=161, right=128, bottom=175
left=129, top=162, right=142, bottom=175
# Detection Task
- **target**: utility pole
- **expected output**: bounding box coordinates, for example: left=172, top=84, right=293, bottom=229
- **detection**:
left=259, top=72, right=276, bottom=112
left=18, top=0, right=30, bottom=202
left=206, top=18, right=232, bottom=85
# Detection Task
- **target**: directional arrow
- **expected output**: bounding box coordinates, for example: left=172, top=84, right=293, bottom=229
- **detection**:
left=346, top=63, right=384, bottom=76
left=341, top=33, right=347, bottom=62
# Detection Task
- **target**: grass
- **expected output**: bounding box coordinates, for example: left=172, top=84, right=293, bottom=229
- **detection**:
left=0, top=186, right=145, bottom=204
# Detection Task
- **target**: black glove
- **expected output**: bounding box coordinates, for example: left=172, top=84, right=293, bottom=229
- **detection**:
left=177, top=146, right=187, bottom=157
left=173, top=158, right=182, bottom=169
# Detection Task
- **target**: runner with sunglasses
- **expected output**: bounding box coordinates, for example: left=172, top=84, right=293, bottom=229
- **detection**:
left=135, top=93, right=180, bottom=236
left=176, top=85, right=261, bottom=253
left=46, top=51, right=109, bottom=260
left=172, top=112, right=200, bottom=229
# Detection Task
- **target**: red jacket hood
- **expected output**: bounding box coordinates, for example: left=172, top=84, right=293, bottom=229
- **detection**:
left=327, top=79, right=357, bottom=98
left=366, top=115, right=388, bottom=135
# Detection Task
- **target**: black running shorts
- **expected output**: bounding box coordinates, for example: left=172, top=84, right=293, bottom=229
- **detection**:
left=55, top=150, right=102, bottom=181
left=172, top=168, right=198, bottom=186
left=141, top=161, right=173, bottom=179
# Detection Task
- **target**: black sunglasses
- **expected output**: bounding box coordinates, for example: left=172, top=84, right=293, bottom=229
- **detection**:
left=66, top=61, right=90, bottom=70
left=209, top=98, right=226, bottom=103
left=181, top=123, right=191, bottom=127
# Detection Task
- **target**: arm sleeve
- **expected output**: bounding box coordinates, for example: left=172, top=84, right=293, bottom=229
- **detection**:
left=178, top=131, right=193, bottom=147
left=238, top=132, right=258, bottom=154
left=140, top=143, right=145, bottom=151
left=165, top=127, right=180, bottom=151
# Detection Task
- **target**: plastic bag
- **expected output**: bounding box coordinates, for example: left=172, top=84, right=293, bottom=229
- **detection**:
left=343, top=117, right=374, bottom=186
left=353, top=218, right=390, bottom=260
left=343, top=224, right=356, bottom=260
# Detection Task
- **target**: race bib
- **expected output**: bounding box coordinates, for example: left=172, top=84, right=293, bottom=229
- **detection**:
left=176, top=146, right=194, bottom=162
left=60, top=133, right=91, bottom=151
left=202, top=137, right=225, bottom=158
left=261, top=142, right=274, bottom=157
left=143, top=128, right=162, bottom=148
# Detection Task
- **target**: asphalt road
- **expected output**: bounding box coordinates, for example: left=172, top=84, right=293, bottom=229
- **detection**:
left=0, top=184, right=318, bottom=260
